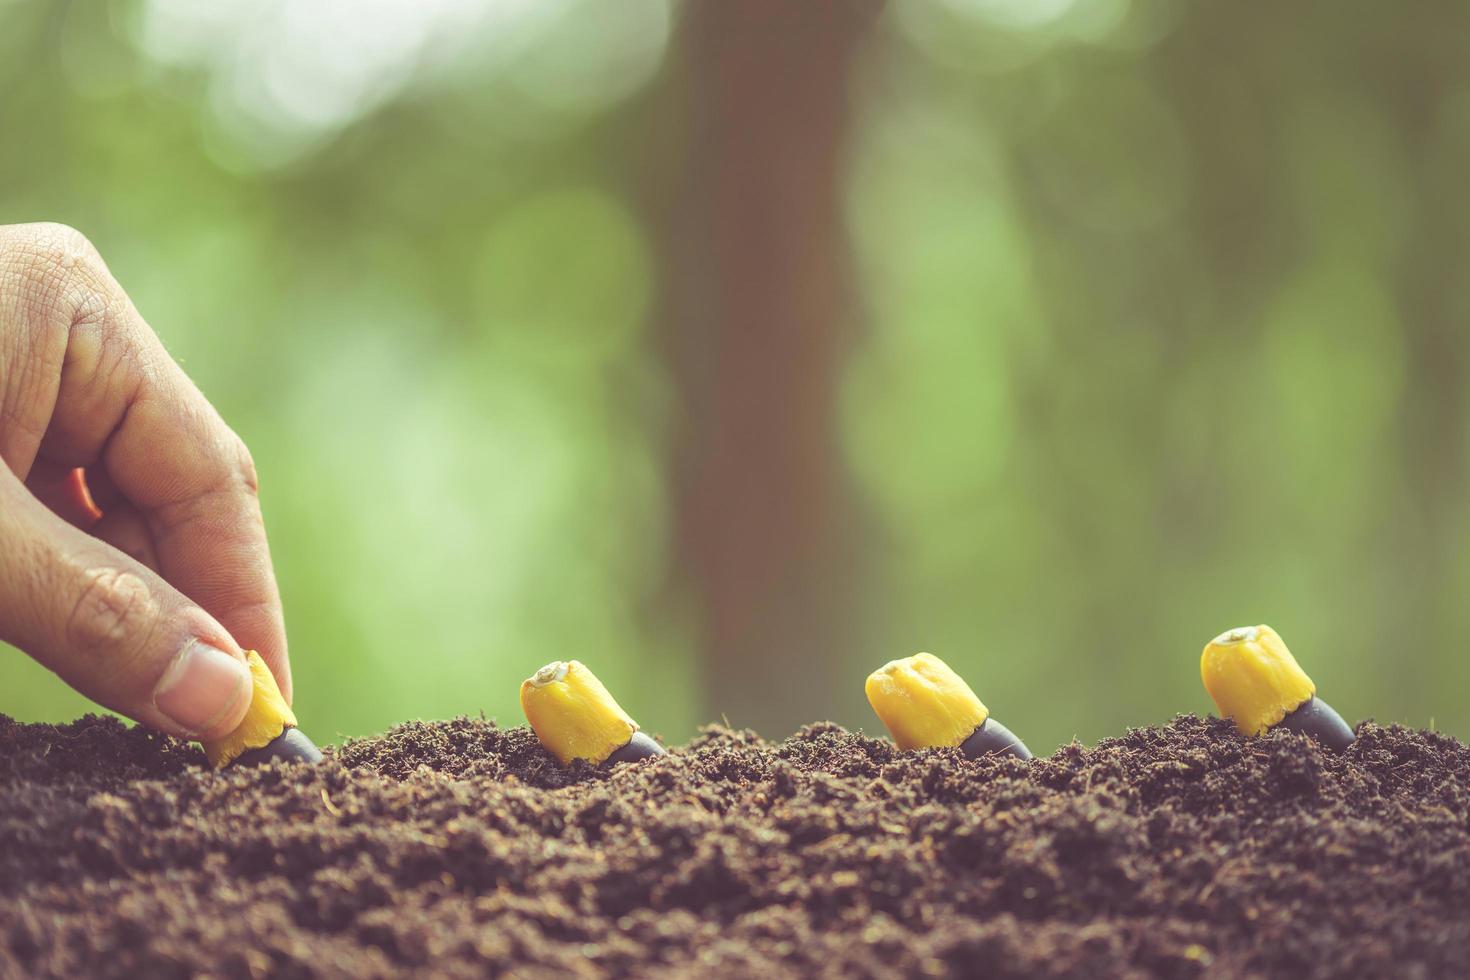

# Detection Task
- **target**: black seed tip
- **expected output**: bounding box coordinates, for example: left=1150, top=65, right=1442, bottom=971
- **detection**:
left=960, top=717, right=1033, bottom=761
left=232, top=727, right=325, bottom=767
left=1275, top=696, right=1355, bottom=752
left=603, top=731, right=666, bottom=767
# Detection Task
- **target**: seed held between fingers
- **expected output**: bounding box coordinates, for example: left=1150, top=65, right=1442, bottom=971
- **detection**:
left=201, top=651, right=323, bottom=767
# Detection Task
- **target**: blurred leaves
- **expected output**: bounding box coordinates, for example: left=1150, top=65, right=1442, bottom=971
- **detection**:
left=3, top=0, right=1470, bottom=750
left=0, top=0, right=686, bottom=743
left=838, top=0, right=1470, bottom=747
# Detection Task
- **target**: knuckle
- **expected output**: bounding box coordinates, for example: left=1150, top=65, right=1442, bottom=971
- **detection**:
left=6, top=222, right=102, bottom=284
left=65, top=566, right=160, bottom=659
left=25, top=222, right=99, bottom=260
left=1, top=224, right=144, bottom=407
left=1, top=222, right=113, bottom=337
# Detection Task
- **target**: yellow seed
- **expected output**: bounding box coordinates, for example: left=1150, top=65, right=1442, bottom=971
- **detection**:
left=520, top=660, right=638, bottom=765
left=865, top=653, right=990, bottom=751
left=1200, top=625, right=1316, bottom=737
left=201, top=651, right=297, bottom=768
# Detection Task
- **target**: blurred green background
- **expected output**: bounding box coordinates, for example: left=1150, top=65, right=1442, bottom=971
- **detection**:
left=3, top=0, right=1468, bottom=751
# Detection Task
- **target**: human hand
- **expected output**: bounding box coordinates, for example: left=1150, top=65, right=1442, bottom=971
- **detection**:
left=0, top=223, right=288, bottom=742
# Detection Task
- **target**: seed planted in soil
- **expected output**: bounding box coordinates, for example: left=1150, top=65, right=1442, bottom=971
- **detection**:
left=519, top=659, right=666, bottom=766
left=1201, top=625, right=1355, bottom=750
left=866, top=652, right=1033, bottom=760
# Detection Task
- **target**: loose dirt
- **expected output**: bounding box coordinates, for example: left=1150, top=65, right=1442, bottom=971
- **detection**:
left=2, top=714, right=1467, bottom=978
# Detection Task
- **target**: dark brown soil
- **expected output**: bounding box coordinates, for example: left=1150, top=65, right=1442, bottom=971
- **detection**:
left=2, top=713, right=1468, bottom=979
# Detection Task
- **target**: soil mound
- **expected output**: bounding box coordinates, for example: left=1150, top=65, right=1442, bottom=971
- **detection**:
left=2, top=714, right=1467, bottom=978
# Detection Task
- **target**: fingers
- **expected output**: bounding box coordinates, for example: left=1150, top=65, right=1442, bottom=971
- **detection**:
left=0, top=223, right=291, bottom=702
left=98, top=390, right=292, bottom=702
left=0, top=468, right=253, bottom=739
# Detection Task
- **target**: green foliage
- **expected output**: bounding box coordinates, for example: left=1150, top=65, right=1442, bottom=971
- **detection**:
left=2, top=0, right=1467, bottom=748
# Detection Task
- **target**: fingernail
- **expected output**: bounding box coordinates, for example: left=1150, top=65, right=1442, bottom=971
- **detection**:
left=153, top=640, right=251, bottom=736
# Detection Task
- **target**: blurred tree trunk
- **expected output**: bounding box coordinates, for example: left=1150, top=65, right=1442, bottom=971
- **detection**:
left=658, top=0, right=879, bottom=736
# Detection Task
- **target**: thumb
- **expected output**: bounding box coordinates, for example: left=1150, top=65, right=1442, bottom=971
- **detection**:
left=0, top=469, right=253, bottom=740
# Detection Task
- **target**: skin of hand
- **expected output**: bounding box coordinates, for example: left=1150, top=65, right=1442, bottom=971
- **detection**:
left=0, top=223, right=289, bottom=742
